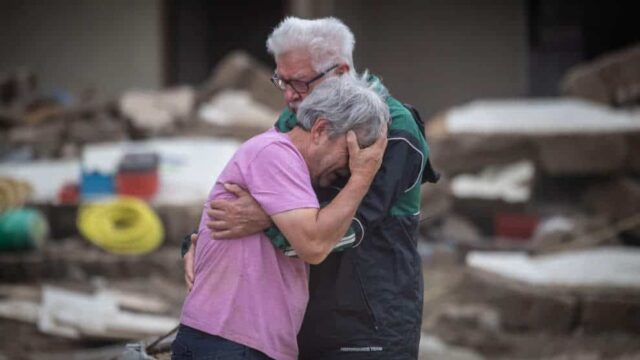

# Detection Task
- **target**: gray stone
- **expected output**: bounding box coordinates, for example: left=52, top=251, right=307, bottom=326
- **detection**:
left=561, top=44, right=640, bottom=107
left=581, top=293, right=640, bottom=333
left=464, top=269, right=577, bottom=333
left=582, top=177, right=640, bottom=221
left=627, top=133, right=640, bottom=175
left=429, top=133, right=534, bottom=177
left=535, top=134, right=627, bottom=176
left=200, top=50, right=283, bottom=111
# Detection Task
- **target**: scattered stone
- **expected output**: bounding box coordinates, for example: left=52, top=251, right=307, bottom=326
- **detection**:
left=119, top=87, right=195, bottom=136
left=200, top=50, right=283, bottom=111
left=561, top=44, right=640, bottom=107
left=419, top=333, right=486, bottom=360
left=197, top=90, right=279, bottom=138
left=582, top=177, right=640, bottom=221
left=535, top=134, right=628, bottom=176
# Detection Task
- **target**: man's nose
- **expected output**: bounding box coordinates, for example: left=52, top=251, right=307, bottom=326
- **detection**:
left=284, top=86, right=301, bottom=102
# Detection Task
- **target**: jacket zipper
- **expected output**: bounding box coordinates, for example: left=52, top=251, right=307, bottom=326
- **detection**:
left=355, top=265, right=379, bottom=330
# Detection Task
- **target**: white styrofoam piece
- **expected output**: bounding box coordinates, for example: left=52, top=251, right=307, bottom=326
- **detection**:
left=198, top=90, right=279, bottom=128
left=451, top=160, right=534, bottom=202
left=447, top=99, right=640, bottom=134
left=38, top=286, right=178, bottom=340
left=466, top=246, right=640, bottom=288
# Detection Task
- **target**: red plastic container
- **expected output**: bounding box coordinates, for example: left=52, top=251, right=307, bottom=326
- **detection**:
left=116, top=171, right=159, bottom=200
left=494, top=212, right=539, bottom=240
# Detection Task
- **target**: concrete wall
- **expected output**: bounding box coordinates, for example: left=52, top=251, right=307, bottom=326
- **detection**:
left=0, top=0, right=163, bottom=99
left=335, top=0, right=528, bottom=117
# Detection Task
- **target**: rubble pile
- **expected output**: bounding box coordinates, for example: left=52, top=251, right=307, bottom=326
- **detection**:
left=0, top=51, right=282, bottom=164
left=422, top=98, right=640, bottom=250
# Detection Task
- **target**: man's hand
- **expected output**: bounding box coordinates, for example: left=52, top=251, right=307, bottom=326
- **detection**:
left=346, top=129, right=387, bottom=184
left=206, top=183, right=272, bottom=239
left=184, top=233, right=198, bottom=291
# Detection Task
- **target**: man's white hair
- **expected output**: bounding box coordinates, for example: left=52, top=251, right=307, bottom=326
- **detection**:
left=266, top=17, right=356, bottom=74
left=297, top=75, right=389, bottom=147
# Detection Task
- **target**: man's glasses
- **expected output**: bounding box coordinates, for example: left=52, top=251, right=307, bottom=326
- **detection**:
left=270, top=64, right=339, bottom=94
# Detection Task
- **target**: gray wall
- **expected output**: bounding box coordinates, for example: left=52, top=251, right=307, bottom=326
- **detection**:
left=0, top=0, right=163, bottom=99
left=335, top=0, right=528, bottom=117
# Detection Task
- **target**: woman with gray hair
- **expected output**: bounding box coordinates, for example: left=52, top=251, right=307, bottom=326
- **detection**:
left=172, top=76, right=388, bottom=360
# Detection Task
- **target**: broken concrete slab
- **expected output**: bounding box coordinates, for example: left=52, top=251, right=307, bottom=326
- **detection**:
left=561, top=44, right=640, bottom=107
left=581, top=293, right=640, bottom=333
left=119, top=87, right=195, bottom=136
left=535, top=134, right=628, bottom=176
left=462, top=268, right=577, bottom=333
left=467, top=247, right=640, bottom=289
left=582, top=177, right=640, bottom=221
left=197, top=89, right=279, bottom=138
left=428, top=133, right=534, bottom=176
left=37, top=286, right=178, bottom=340
left=200, top=50, right=283, bottom=112
left=428, top=99, right=640, bottom=176
left=419, top=334, right=486, bottom=360
left=464, top=247, right=640, bottom=333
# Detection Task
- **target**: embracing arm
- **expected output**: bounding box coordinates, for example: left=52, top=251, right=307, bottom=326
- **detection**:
left=271, top=171, right=372, bottom=264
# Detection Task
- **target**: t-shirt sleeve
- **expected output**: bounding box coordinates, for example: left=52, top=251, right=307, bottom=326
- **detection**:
left=243, top=141, right=319, bottom=216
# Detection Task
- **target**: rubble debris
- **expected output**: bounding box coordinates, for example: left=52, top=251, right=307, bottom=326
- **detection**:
left=561, top=44, right=640, bottom=107
left=467, top=246, right=640, bottom=289
left=419, top=177, right=453, bottom=226
left=119, top=86, right=195, bottom=135
left=199, top=50, right=283, bottom=111
left=439, top=214, right=483, bottom=245
left=428, top=133, right=533, bottom=176
left=451, top=161, right=534, bottom=203
left=536, top=134, right=628, bottom=176
left=419, top=333, right=486, bottom=360
left=0, top=286, right=178, bottom=341
left=428, top=99, right=640, bottom=176
left=582, top=177, right=640, bottom=222
left=197, top=90, right=279, bottom=138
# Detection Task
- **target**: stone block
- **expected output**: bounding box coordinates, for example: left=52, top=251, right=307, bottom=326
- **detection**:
left=581, top=293, right=640, bottom=333
left=535, top=134, right=627, bottom=176
left=429, top=134, right=533, bottom=177
left=465, top=269, right=577, bottom=333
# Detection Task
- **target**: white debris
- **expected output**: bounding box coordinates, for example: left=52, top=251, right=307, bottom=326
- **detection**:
left=120, top=87, right=195, bottom=134
left=451, top=161, right=534, bottom=202
left=36, top=286, right=178, bottom=340
left=466, top=246, right=640, bottom=288
left=0, top=300, right=40, bottom=323
left=447, top=99, right=640, bottom=134
left=198, top=90, right=279, bottom=129
left=419, top=333, right=485, bottom=360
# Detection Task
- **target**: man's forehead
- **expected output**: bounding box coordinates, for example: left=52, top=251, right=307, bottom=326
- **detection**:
left=276, top=52, right=315, bottom=78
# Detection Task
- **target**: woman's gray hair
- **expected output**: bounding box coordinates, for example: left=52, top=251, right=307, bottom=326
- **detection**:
left=267, top=17, right=356, bottom=74
left=297, top=75, right=390, bottom=147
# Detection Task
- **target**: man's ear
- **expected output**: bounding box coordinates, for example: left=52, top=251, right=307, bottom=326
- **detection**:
left=310, top=118, right=330, bottom=144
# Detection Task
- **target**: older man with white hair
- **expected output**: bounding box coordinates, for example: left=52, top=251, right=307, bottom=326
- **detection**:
left=183, top=17, right=435, bottom=359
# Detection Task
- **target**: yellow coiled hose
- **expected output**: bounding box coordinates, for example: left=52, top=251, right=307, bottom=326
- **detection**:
left=77, top=197, right=164, bottom=255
